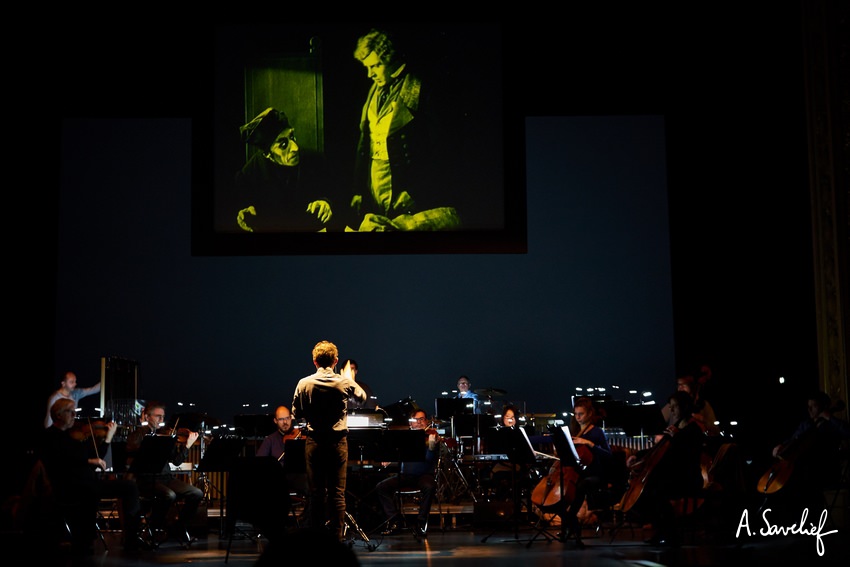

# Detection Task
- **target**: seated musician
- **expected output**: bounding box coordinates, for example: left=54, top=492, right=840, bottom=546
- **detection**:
left=487, top=404, right=527, bottom=499
left=455, top=375, right=482, bottom=414
left=255, top=405, right=308, bottom=495
left=764, top=390, right=850, bottom=519
left=125, top=400, right=203, bottom=546
left=255, top=404, right=302, bottom=459
left=557, top=396, right=613, bottom=544
left=624, top=390, right=705, bottom=547
left=375, top=408, right=439, bottom=537
left=661, top=374, right=721, bottom=437
left=36, top=398, right=142, bottom=556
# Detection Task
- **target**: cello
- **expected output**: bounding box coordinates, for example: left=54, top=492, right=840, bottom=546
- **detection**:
left=531, top=440, right=593, bottom=513
left=618, top=430, right=672, bottom=513
left=756, top=409, right=837, bottom=494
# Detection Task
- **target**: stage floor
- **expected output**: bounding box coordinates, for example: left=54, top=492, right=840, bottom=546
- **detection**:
left=13, top=498, right=847, bottom=566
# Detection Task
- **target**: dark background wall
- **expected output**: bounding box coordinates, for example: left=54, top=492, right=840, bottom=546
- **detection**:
left=9, top=6, right=822, bottom=497
left=53, top=114, right=675, bottom=428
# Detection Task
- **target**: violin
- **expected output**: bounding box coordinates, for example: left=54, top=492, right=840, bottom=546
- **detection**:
left=282, top=427, right=302, bottom=442
left=69, top=418, right=110, bottom=442
left=424, top=427, right=445, bottom=450
left=157, top=426, right=194, bottom=444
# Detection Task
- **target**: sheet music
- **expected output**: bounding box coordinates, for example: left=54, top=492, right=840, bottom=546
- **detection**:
left=519, top=426, right=558, bottom=460
left=560, top=425, right=582, bottom=464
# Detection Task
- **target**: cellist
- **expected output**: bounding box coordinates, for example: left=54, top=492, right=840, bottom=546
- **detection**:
left=763, top=391, right=850, bottom=520
left=557, top=397, right=613, bottom=545
left=623, top=390, right=704, bottom=547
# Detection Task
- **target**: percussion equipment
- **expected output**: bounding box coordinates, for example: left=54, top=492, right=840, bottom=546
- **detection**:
left=474, top=387, right=507, bottom=398
left=440, top=436, right=461, bottom=460
left=470, top=453, right=509, bottom=462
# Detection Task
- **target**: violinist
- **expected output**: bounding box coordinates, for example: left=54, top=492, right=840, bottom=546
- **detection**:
left=556, top=396, right=613, bottom=545
left=125, top=400, right=203, bottom=546
left=623, top=390, right=704, bottom=547
left=37, top=398, right=142, bottom=555
left=375, top=408, right=439, bottom=537
left=256, top=405, right=302, bottom=461
left=764, top=391, right=850, bottom=519
left=255, top=405, right=307, bottom=494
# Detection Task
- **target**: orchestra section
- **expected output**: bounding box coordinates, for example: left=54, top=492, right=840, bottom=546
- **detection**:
left=86, top=387, right=673, bottom=535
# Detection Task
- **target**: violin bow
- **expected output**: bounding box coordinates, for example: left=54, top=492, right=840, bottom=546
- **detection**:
left=87, top=417, right=100, bottom=461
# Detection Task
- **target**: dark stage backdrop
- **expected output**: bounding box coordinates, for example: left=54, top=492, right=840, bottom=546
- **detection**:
left=54, top=115, right=675, bottom=427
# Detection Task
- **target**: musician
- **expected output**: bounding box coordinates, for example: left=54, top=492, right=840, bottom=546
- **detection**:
left=125, top=400, right=203, bottom=546
left=766, top=390, right=850, bottom=516
left=486, top=404, right=526, bottom=499
left=256, top=405, right=302, bottom=461
left=375, top=408, right=439, bottom=537
left=661, top=374, right=720, bottom=437
left=625, top=390, right=704, bottom=547
left=557, top=396, right=613, bottom=543
left=455, top=375, right=481, bottom=414
left=36, top=398, right=142, bottom=556
left=255, top=405, right=308, bottom=497
left=342, top=359, right=379, bottom=411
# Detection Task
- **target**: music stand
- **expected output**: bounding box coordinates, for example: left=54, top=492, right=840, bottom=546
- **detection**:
left=232, top=414, right=275, bottom=439
left=347, top=428, right=383, bottom=464
left=369, top=430, right=427, bottom=539
left=374, top=430, right=427, bottom=462
left=516, top=424, right=588, bottom=548
left=480, top=427, right=542, bottom=543
left=225, top=456, right=290, bottom=561
left=199, top=436, right=246, bottom=473
left=435, top=398, right=473, bottom=420
left=198, top=436, right=246, bottom=536
left=128, top=435, right=175, bottom=475
left=549, top=425, right=583, bottom=469
left=283, top=439, right=305, bottom=473
left=127, top=435, right=175, bottom=547
left=381, top=398, right=420, bottom=427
